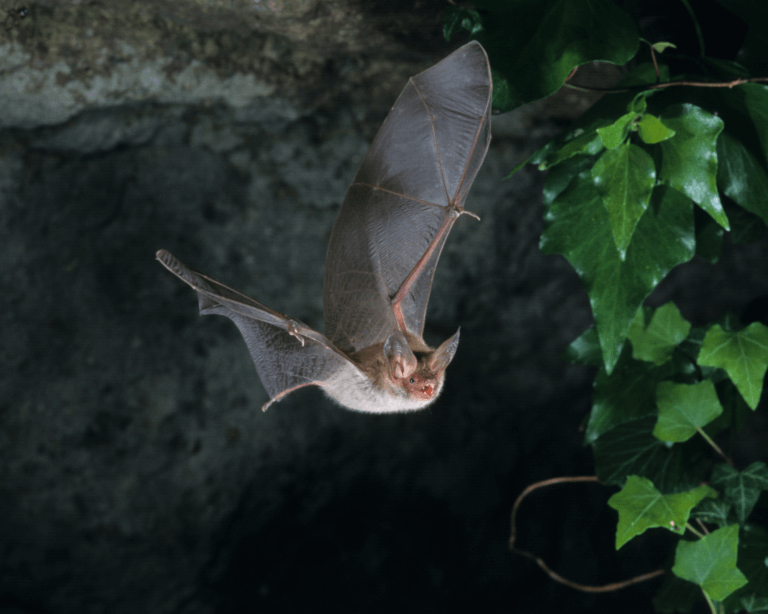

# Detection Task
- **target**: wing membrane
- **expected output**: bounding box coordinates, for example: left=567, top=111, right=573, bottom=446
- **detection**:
left=158, top=250, right=351, bottom=407
left=324, top=42, right=492, bottom=351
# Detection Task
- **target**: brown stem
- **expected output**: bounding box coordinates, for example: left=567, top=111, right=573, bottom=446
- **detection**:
left=509, top=475, right=665, bottom=593
left=564, top=76, right=768, bottom=95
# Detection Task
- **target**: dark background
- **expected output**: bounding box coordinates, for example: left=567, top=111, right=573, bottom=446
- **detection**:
left=0, top=1, right=765, bottom=613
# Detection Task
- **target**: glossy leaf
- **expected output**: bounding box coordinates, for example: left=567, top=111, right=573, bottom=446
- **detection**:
left=698, top=323, right=768, bottom=409
left=597, top=112, right=635, bottom=149
left=741, top=83, right=768, bottom=165
left=672, top=525, right=748, bottom=602
left=712, top=462, right=768, bottom=524
left=593, top=416, right=705, bottom=492
left=717, top=131, right=768, bottom=226
left=591, top=143, right=656, bottom=258
left=564, top=326, right=603, bottom=367
left=443, top=6, right=483, bottom=40
left=654, top=380, right=724, bottom=443
left=585, top=343, right=665, bottom=444
left=628, top=302, right=691, bottom=365
left=608, top=475, right=716, bottom=548
left=637, top=114, right=676, bottom=144
left=534, top=127, right=606, bottom=171
left=659, top=104, right=729, bottom=230
left=469, top=0, right=639, bottom=111
left=541, top=173, right=695, bottom=372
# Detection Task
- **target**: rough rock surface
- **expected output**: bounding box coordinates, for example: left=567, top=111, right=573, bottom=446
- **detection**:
left=1, top=2, right=766, bottom=614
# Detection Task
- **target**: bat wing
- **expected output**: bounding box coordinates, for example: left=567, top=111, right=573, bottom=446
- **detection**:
left=323, top=41, right=492, bottom=352
left=157, top=250, right=353, bottom=410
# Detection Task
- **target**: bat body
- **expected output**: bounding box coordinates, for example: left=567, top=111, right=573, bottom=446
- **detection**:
left=157, top=42, right=492, bottom=413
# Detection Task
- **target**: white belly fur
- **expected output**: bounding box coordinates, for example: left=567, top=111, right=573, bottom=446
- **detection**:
left=321, top=361, right=444, bottom=414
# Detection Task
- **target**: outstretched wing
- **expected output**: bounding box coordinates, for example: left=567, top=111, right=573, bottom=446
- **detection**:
left=157, top=250, right=353, bottom=410
left=323, top=41, right=492, bottom=353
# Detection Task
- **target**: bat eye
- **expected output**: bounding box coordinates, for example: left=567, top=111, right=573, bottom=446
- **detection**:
left=409, top=377, right=415, bottom=384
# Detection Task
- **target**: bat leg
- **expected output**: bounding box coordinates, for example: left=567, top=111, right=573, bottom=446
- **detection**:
left=287, top=319, right=306, bottom=346
left=261, top=381, right=320, bottom=411
left=390, top=204, right=479, bottom=330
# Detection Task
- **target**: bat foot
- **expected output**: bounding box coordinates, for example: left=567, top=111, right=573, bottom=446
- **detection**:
left=287, top=320, right=306, bottom=346
left=449, top=203, right=480, bottom=221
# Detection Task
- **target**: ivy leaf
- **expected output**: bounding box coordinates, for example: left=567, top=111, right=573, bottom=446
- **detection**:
left=597, top=112, right=636, bottom=149
left=628, top=302, right=691, bottom=365
left=741, top=596, right=768, bottom=612
left=741, top=83, right=768, bottom=165
left=723, top=525, right=768, bottom=614
left=470, top=0, right=639, bottom=111
left=443, top=6, right=483, bottom=40
left=585, top=343, right=665, bottom=444
left=637, top=114, right=677, bottom=144
left=531, top=126, right=606, bottom=171
left=711, top=462, right=768, bottom=524
left=564, top=326, right=603, bottom=366
left=541, top=172, right=695, bottom=372
left=672, top=525, right=749, bottom=602
left=691, top=498, right=733, bottom=528
left=717, top=131, right=768, bottom=226
left=698, top=323, right=768, bottom=409
left=608, top=475, right=716, bottom=549
left=659, top=104, right=729, bottom=231
left=654, top=380, right=724, bottom=443
left=591, top=143, right=656, bottom=259
left=593, top=416, right=706, bottom=492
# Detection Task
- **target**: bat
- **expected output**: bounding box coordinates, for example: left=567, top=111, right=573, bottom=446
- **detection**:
left=157, top=41, right=492, bottom=413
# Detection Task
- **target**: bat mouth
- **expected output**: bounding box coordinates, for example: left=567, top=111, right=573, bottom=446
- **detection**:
left=407, top=376, right=436, bottom=400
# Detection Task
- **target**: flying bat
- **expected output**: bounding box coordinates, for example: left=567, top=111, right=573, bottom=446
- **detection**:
left=157, top=41, right=492, bottom=413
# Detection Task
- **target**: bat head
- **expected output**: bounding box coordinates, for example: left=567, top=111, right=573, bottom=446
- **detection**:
left=383, top=329, right=460, bottom=404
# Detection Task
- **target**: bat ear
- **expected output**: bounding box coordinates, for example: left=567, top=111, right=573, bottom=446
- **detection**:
left=384, top=330, right=418, bottom=380
left=428, top=328, right=460, bottom=374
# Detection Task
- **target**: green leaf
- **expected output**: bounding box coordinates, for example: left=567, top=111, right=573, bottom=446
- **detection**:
left=541, top=173, right=695, bottom=372
left=564, top=326, right=603, bottom=366
left=723, top=525, right=768, bottom=614
left=472, top=0, right=639, bottom=111
left=591, top=143, right=656, bottom=258
left=585, top=343, right=665, bottom=444
left=443, top=6, right=483, bottom=40
left=637, top=114, right=677, bottom=144
left=712, top=462, right=768, bottom=524
left=659, top=104, right=729, bottom=230
left=650, top=41, right=677, bottom=54
left=597, top=112, right=635, bottom=149
left=593, top=416, right=706, bottom=492
left=608, top=475, right=717, bottom=549
left=740, top=83, right=768, bottom=165
left=535, top=127, right=606, bottom=170
left=717, top=131, right=768, bottom=226
left=698, top=323, right=768, bottom=409
left=654, top=380, right=724, bottom=443
left=691, top=498, right=733, bottom=528
left=742, top=596, right=768, bottom=613
left=672, top=525, right=749, bottom=602
left=628, top=302, right=692, bottom=365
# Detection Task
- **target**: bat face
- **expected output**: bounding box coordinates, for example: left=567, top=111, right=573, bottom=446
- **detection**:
left=157, top=42, right=492, bottom=413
